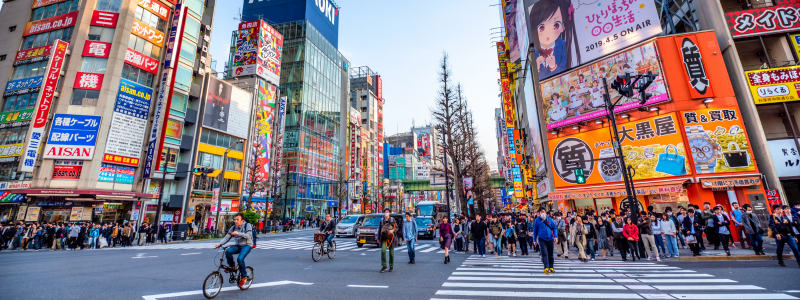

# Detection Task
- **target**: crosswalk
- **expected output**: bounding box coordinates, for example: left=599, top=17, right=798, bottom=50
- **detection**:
left=110, top=237, right=452, bottom=254
left=431, top=256, right=798, bottom=300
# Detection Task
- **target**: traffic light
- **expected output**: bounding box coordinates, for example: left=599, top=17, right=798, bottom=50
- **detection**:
left=611, top=73, right=634, bottom=98
left=574, top=168, right=586, bottom=184
left=193, top=167, right=215, bottom=178
left=637, top=72, right=656, bottom=105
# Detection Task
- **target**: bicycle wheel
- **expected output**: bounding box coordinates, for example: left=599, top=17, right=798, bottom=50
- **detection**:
left=203, top=271, right=222, bottom=299
left=327, top=241, right=336, bottom=259
left=239, top=267, right=254, bottom=290
left=311, top=243, right=322, bottom=262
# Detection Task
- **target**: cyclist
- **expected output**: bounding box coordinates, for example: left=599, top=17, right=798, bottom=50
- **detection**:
left=215, top=212, right=253, bottom=287
left=319, top=214, right=336, bottom=251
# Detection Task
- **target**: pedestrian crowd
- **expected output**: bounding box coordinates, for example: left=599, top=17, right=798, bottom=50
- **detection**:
left=0, top=221, right=176, bottom=251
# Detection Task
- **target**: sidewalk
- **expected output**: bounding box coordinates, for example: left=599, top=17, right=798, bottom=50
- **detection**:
left=676, top=238, right=797, bottom=262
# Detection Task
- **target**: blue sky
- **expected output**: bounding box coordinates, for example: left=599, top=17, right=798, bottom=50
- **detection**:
left=209, top=0, right=504, bottom=170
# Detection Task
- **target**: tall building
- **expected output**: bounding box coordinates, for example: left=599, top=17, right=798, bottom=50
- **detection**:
left=349, top=66, right=384, bottom=212
left=0, top=0, right=217, bottom=224
left=241, top=0, right=339, bottom=49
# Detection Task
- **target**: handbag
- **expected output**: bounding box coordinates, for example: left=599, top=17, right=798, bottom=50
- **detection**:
left=685, top=235, right=696, bottom=244
left=722, top=142, right=751, bottom=168
left=655, top=144, right=687, bottom=175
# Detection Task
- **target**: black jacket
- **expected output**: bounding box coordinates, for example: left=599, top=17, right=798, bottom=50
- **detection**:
left=595, top=221, right=613, bottom=238
left=581, top=221, right=597, bottom=239
left=712, top=214, right=731, bottom=235
left=769, top=215, right=796, bottom=237
left=319, top=220, right=337, bottom=233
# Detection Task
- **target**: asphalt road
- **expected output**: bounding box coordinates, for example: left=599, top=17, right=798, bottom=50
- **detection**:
left=1, top=230, right=799, bottom=300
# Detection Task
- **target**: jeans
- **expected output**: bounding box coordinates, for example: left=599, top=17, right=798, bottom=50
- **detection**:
left=89, top=237, right=96, bottom=249
left=538, top=238, right=555, bottom=269
left=12, top=236, right=21, bottom=249
left=749, top=233, right=764, bottom=254
left=718, top=233, right=730, bottom=252
left=677, top=231, right=686, bottom=247
left=32, top=237, right=40, bottom=250
left=477, top=237, right=486, bottom=256
left=664, top=234, right=679, bottom=256
left=225, top=245, right=252, bottom=278
left=519, top=237, right=528, bottom=255
left=325, top=233, right=335, bottom=249
left=381, top=240, right=394, bottom=268
left=776, top=236, right=800, bottom=264
left=406, top=238, right=416, bottom=260
left=586, top=238, right=596, bottom=259
left=654, top=234, right=666, bottom=255
left=492, top=236, right=502, bottom=255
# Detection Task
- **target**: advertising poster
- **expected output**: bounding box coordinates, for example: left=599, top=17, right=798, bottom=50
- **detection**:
left=98, top=163, right=135, bottom=184
left=768, top=139, right=800, bottom=178
left=69, top=207, right=83, bottom=221
left=257, top=21, right=283, bottom=85
left=725, top=1, right=800, bottom=39
left=679, top=107, right=756, bottom=174
left=744, top=66, right=800, bottom=105
left=43, top=114, right=102, bottom=160
left=792, top=34, right=800, bottom=61
left=25, top=206, right=40, bottom=221
left=523, top=0, right=662, bottom=81
left=203, top=77, right=232, bottom=132
left=549, top=113, right=690, bottom=188
left=497, top=42, right=517, bottom=129
left=234, top=27, right=258, bottom=67
left=233, top=21, right=283, bottom=85
left=105, top=79, right=151, bottom=164
left=165, top=119, right=182, bottom=139
left=52, top=160, right=83, bottom=179
left=515, top=0, right=529, bottom=65
left=523, top=65, right=546, bottom=174
left=541, top=40, right=668, bottom=129
left=503, top=0, right=520, bottom=63
left=252, top=81, right=277, bottom=183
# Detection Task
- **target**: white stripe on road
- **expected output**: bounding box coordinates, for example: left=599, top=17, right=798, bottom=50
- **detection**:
left=347, top=285, right=389, bottom=288
left=421, top=247, right=439, bottom=252
left=435, top=290, right=642, bottom=299
left=456, top=267, right=597, bottom=273
left=670, top=294, right=798, bottom=299
left=140, top=280, right=313, bottom=300
left=637, top=279, right=737, bottom=283
left=447, top=276, right=613, bottom=283
left=442, top=282, right=627, bottom=290
left=180, top=253, right=201, bottom=256
left=625, top=274, right=714, bottom=278
left=653, top=285, right=764, bottom=290
left=451, top=271, right=604, bottom=277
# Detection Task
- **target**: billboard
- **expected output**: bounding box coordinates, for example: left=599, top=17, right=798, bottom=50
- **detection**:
left=549, top=113, right=690, bottom=188
left=233, top=21, right=283, bottom=86
left=43, top=114, right=102, bottom=160
left=105, top=79, right=151, bottom=166
left=523, top=65, right=546, bottom=174
left=203, top=77, right=251, bottom=139
left=744, top=66, right=800, bottom=105
left=725, top=1, right=800, bottom=39
left=497, top=42, right=517, bottom=129
left=540, top=40, right=668, bottom=130
left=679, top=107, right=755, bottom=174
left=251, top=81, right=278, bottom=184
left=503, top=0, right=521, bottom=64
left=242, top=0, right=338, bottom=48
left=768, top=139, right=800, bottom=178
left=523, top=0, right=661, bottom=81
left=23, top=11, right=77, bottom=36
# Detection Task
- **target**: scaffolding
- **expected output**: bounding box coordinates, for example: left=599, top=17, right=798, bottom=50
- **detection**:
left=349, top=66, right=379, bottom=95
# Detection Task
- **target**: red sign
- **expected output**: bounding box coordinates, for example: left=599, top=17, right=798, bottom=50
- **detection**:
left=376, top=75, right=383, bottom=100
left=23, top=11, right=78, bottom=36
left=33, top=41, right=68, bottom=129
left=746, top=68, right=800, bottom=86
left=82, top=41, right=111, bottom=58
left=90, top=11, right=119, bottom=28
left=102, top=153, right=140, bottom=166
left=138, top=0, right=169, bottom=21
left=767, top=189, right=782, bottom=207
left=32, top=0, right=69, bottom=9
left=675, top=35, right=714, bottom=99
left=173, top=208, right=182, bottom=223
left=726, top=1, right=800, bottom=39
left=124, top=48, right=159, bottom=74
left=44, top=146, right=94, bottom=159
left=52, top=165, right=82, bottom=179
left=74, top=72, right=104, bottom=90
left=15, top=44, right=56, bottom=61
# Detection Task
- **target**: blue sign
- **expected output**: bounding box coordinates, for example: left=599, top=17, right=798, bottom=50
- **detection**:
left=467, top=198, right=474, bottom=205
left=114, top=79, right=152, bottom=120
left=327, top=200, right=337, bottom=207
left=36, top=201, right=75, bottom=206
left=4, top=76, right=43, bottom=92
left=242, top=0, right=339, bottom=48
left=46, top=114, right=102, bottom=146
left=99, top=163, right=135, bottom=184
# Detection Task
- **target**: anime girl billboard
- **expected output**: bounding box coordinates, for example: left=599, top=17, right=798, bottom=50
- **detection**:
left=524, top=0, right=662, bottom=81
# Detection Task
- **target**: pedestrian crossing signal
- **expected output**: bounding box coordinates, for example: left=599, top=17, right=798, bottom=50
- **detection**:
left=574, top=168, right=586, bottom=184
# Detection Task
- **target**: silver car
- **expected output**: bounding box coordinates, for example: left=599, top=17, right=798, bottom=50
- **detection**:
left=336, top=215, right=365, bottom=238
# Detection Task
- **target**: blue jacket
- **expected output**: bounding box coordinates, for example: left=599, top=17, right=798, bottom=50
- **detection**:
left=532, top=217, right=557, bottom=241
left=403, top=218, right=418, bottom=241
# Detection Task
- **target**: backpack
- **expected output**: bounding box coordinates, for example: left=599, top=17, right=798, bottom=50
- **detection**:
left=381, top=220, right=396, bottom=240
left=247, top=222, right=257, bottom=247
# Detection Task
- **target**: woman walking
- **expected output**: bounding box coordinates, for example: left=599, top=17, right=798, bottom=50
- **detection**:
left=505, top=220, right=517, bottom=257
left=661, top=213, right=679, bottom=258
left=595, top=213, right=613, bottom=260
left=623, top=217, right=641, bottom=261
left=651, top=215, right=666, bottom=258
left=453, top=218, right=464, bottom=253
left=439, top=216, right=454, bottom=264
left=570, top=216, right=589, bottom=262
left=516, top=217, right=530, bottom=256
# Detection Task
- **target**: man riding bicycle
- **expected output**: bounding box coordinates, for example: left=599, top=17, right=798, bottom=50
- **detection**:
left=319, top=214, right=336, bottom=251
left=215, top=212, right=253, bottom=287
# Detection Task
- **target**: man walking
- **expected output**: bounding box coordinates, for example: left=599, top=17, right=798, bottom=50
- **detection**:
left=701, top=203, right=717, bottom=250
left=532, top=208, right=557, bottom=274
left=729, top=202, right=750, bottom=249
left=403, top=212, right=418, bottom=264
left=740, top=204, right=764, bottom=255
left=489, top=215, right=504, bottom=258
left=611, top=214, right=628, bottom=261
left=138, top=223, right=148, bottom=246
left=378, top=209, right=397, bottom=273
left=471, top=214, right=488, bottom=257
left=68, top=222, right=80, bottom=250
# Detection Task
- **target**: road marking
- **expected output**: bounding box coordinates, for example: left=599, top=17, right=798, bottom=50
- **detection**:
left=133, top=253, right=157, bottom=258
left=141, top=280, right=313, bottom=300
left=637, top=279, right=737, bottom=283
left=654, top=285, right=764, bottom=290
left=436, top=290, right=643, bottom=299
left=626, top=274, right=714, bottom=278
left=670, top=294, right=798, bottom=299
left=421, top=247, right=439, bottom=252
left=348, top=285, right=388, bottom=288
left=180, top=253, right=201, bottom=256
left=456, top=267, right=597, bottom=273
left=442, top=282, right=627, bottom=290
left=451, top=271, right=604, bottom=277
left=447, top=276, right=613, bottom=283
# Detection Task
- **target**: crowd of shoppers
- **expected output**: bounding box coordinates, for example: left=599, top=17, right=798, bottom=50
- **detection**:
left=0, top=221, right=174, bottom=251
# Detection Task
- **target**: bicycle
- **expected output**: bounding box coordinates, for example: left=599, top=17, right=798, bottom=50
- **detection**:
left=311, top=233, right=336, bottom=262
left=203, top=245, right=254, bottom=299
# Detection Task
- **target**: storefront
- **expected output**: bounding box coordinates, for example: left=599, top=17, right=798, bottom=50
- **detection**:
left=14, top=189, right=151, bottom=224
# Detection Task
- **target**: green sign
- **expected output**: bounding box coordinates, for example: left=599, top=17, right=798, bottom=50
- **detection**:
left=574, top=168, right=586, bottom=184
left=0, top=109, right=34, bottom=124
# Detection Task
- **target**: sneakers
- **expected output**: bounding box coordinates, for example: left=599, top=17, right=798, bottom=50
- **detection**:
left=513, top=253, right=517, bottom=257
left=656, top=257, right=661, bottom=261
left=548, top=268, right=555, bottom=273
left=389, top=267, right=393, bottom=272
left=590, top=258, right=595, bottom=261
left=544, top=268, right=551, bottom=275
left=647, top=257, right=652, bottom=261
left=564, top=255, right=569, bottom=259
left=380, top=266, right=387, bottom=273
left=238, top=276, right=249, bottom=288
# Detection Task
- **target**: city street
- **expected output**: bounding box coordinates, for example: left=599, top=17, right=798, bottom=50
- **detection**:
left=2, top=230, right=799, bottom=300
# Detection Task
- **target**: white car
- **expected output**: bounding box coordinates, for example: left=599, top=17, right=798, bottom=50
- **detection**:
left=336, top=215, right=365, bottom=238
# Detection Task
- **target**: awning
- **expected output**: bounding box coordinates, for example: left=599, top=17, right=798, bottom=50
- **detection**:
left=548, top=179, right=688, bottom=201
left=15, top=189, right=151, bottom=199
left=699, top=176, right=761, bottom=191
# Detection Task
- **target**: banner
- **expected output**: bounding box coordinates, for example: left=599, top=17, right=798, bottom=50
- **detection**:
left=82, top=41, right=111, bottom=58
left=5, top=76, right=43, bottom=92
left=74, top=72, right=103, bottom=90
left=0, top=109, right=33, bottom=125
left=203, top=77, right=233, bottom=132
left=20, top=40, right=67, bottom=172
left=524, top=0, right=661, bottom=81
left=251, top=81, right=278, bottom=184
left=549, top=113, right=690, bottom=188
left=138, top=0, right=169, bottom=20
left=744, top=66, right=800, bottom=105
left=540, top=40, right=668, bottom=130
left=233, top=20, right=283, bottom=86
left=768, top=139, right=800, bottom=178
left=99, top=163, right=135, bottom=184
left=90, top=11, right=118, bottom=27
left=125, top=48, right=159, bottom=74
left=43, top=114, right=102, bottom=160
left=14, top=43, right=57, bottom=62
left=131, top=19, right=165, bottom=47
left=726, top=1, right=800, bottom=39
left=23, top=11, right=77, bottom=36
left=497, top=42, right=516, bottom=129
left=52, top=161, right=83, bottom=179
left=105, top=79, right=152, bottom=165
left=679, top=107, right=756, bottom=174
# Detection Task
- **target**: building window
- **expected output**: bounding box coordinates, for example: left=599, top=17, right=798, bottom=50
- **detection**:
left=80, top=57, right=108, bottom=73
left=174, top=65, right=192, bottom=91
left=183, top=18, right=200, bottom=44
left=2, top=93, right=38, bottom=112
left=179, top=41, right=196, bottom=66
left=200, top=130, right=244, bottom=151
left=11, top=61, right=47, bottom=80
left=184, top=0, right=204, bottom=19
left=159, top=147, right=179, bottom=172
left=0, top=126, right=28, bottom=145
left=197, top=152, right=223, bottom=169
left=170, top=92, right=187, bottom=113
left=8, top=26, right=15, bottom=32
left=121, top=63, right=154, bottom=87
left=225, top=157, right=242, bottom=172
left=0, top=55, right=5, bottom=62
left=96, top=0, right=123, bottom=13
left=70, top=89, right=99, bottom=106
left=222, top=179, right=240, bottom=194
left=31, top=0, right=79, bottom=22
left=87, top=26, right=115, bottom=43
left=128, top=35, right=161, bottom=60
left=134, top=6, right=167, bottom=32
left=20, top=29, right=73, bottom=51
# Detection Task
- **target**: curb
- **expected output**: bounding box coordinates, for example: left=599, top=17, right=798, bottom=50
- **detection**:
left=678, top=254, right=795, bottom=261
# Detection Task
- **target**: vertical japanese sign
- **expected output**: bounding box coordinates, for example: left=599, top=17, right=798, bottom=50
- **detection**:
left=20, top=40, right=68, bottom=172
left=104, top=79, right=151, bottom=167
left=273, top=96, right=287, bottom=181
left=497, top=42, right=516, bottom=129
left=675, top=35, right=713, bottom=98
left=43, top=114, right=102, bottom=160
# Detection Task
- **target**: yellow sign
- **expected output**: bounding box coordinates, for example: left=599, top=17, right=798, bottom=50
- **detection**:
left=744, top=66, right=800, bottom=105
left=0, top=144, right=24, bottom=158
left=791, top=34, right=800, bottom=61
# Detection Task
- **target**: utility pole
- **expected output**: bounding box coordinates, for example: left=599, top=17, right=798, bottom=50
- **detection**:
left=602, top=77, right=639, bottom=223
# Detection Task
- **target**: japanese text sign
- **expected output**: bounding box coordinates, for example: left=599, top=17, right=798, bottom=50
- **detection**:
left=497, top=42, right=516, bottom=129
left=20, top=40, right=67, bottom=172
left=14, top=44, right=56, bottom=61
left=105, top=79, right=151, bottom=164
left=43, top=114, right=102, bottom=160
left=82, top=41, right=111, bottom=58
left=745, top=66, right=800, bottom=105
left=549, top=113, right=690, bottom=188
left=73, top=72, right=104, bottom=90
left=4, top=76, right=43, bottom=92
left=726, top=1, right=800, bottom=38
left=32, top=0, right=69, bottom=9
left=132, top=19, right=165, bottom=47
left=125, top=48, right=159, bottom=74
left=23, top=11, right=77, bottom=36
left=138, top=0, right=169, bottom=21
left=767, top=138, right=800, bottom=178
left=679, top=107, right=756, bottom=174
left=675, top=35, right=714, bottom=99
left=0, top=109, right=33, bottom=126
left=98, top=163, right=135, bottom=184
left=90, top=10, right=118, bottom=28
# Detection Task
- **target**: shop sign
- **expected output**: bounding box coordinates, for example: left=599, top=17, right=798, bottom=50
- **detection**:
left=0, top=181, right=32, bottom=190
left=744, top=66, right=800, bottom=105
left=14, top=43, right=63, bottom=66
left=25, top=207, right=41, bottom=221
left=725, top=1, right=800, bottom=39
left=791, top=34, right=800, bottom=62
left=5, top=76, right=43, bottom=92
left=23, top=11, right=77, bottom=36
left=125, top=48, right=159, bottom=74
left=131, top=19, right=165, bottom=47
left=138, top=0, right=169, bottom=20
left=73, top=72, right=104, bottom=90
left=675, top=35, right=713, bottom=98
left=52, top=164, right=82, bottom=180
left=98, top=163, right=135, bottom=184
left=541, top=40, right=668, bottom=130
left=231, top=200, right=239, bottom=212
left=768, top=138, right=800, bottom=178
left=102, top=154, right=140, bottom=167
left=549, top=113, right=689, bottom=188
left=32, top=0, right=69, bottom=9
left=105, top=79, right=152, bottom=162
left=2, top=87, right=40, bottom=98
left=700, top=176, right=761, bottom=190
left=680, top=107, right=756, bottom=174
left=0, top=192, right=24, bottom=203
left=20, top=40, right=68, bottom=172
left=104, top=203, right=123, bottom=209
left=173, top=209, right=181, bottom=223
left=165, top=119, right=182, bottom=139
left=35, top=201, right=75, bottom=206
left=17, top=206, right=27, bottom=220
left=132, top=210, right=139, bottom=220
left=0, top=109, right=33, bottom=129
left=43, top=114, right=102, bottom=160
left=90, top=10, right=118, bottom=27
left=0, top=144, right=24, bottom=159
left=767, top=189, right=782, bottom=206
left=82, top=41, right=111, bottom=58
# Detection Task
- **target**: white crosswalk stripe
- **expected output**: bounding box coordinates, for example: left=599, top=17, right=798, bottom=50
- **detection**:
left=430, top=255, right=798, bottom=300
